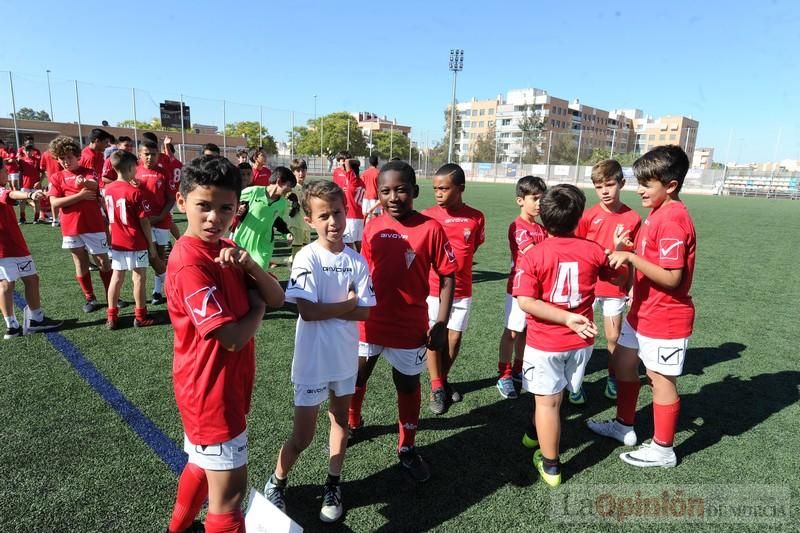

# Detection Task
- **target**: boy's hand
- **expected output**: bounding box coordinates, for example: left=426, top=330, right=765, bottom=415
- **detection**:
left=566, top=314, right=597, bottom=339
left=427, top=321, right=448, bottom=351
left=236, top=203, right=249, bottom=218
left=150, top=251, right=166, bottom=273
left=216, top=247, right=259, bottom=273
left=76, top=188, right=96, bottom=201
left=164, top=135, right=173, bottom=145
left=613, top=226, right=634, bottom=250
left=75, top=176, right=86, bottom=187
left=30, top=190, right=45, bottom=201
left=606, top=250, right=633, bottom=269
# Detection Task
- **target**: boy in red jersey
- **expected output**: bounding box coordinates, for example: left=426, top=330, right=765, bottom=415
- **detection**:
left=423, top=163, right=485, bottom=414
left=79, top=129, right=113, bottom=186
left=48, top=136, right=113, bottom=313
left=40, top=148, right=63, bottom=226
left=250, top=147, right=272, bottom=186
left=347, top=161, right=456, bottom=483
left=136, top=141, right=173, bottom=306
left=514, top=184, right=627, bottom=487
left=331, top=150, right=350, bottom=186
left=361, top=155, right=381, bottom=219
left=341, top=159, right=365, bottom=251
left=496, top=176, right=547, bottom=400
left=0, top=140, right=20, bottom=192
left=588, top=145, right=697, bottom=469
left=103, top=150, right=161, bottom=329
left=100, top=136, right=134, bottom=185
left=0, top=157, right=62, bottom=339
left=165, top=155, right=284, bottom=533
left=160, top=136, right=184, bottom=240
left=17, top=144, right=43, bottom=224
left=570, top=160, right=642, bottom=405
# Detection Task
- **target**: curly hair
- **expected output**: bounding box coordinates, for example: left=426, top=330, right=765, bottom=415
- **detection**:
left=48, top=135, right=81, bottom=159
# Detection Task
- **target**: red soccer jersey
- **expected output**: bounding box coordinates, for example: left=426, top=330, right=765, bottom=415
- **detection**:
left=164, top=156, right=183, bottom=193
left=104, top=180, right=153, bottom=251
left=18, top=154, right=40, bottom=189
left=0, top=189, right=31, bottom=257
left=101, top=157, right=118, bottom=183
left=40, top=150, right=63, bottom=177
left=513, top=237, right=621, bottom=351
left=506, top=216, right=547, bottom=294
left=359, top=212, right=457, bottom=348
left=137, top=165, right=173, bottom=230
left=627, top=201, right=696, bottom=339
left=166, top=236, right=255, bottom=444
left=576, top=203, right=641, bottom=298
left=332, top=167, right=347, bottom=187
left=80, top=147, right=104, bottom=187
left=1, top=148, right=18, bottom=174
left=342, top=171, right=365, bottom=219
left=424, top=204, right=485, bottom=299
left=48, top=167, right=105, bottom=236
left=362, top=167, right=380, bottom=200
left=251, top=166, right=272, bottom=187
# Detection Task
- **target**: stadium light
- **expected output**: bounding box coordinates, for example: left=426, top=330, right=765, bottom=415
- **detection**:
left=447, top=49, right=464, bottom=164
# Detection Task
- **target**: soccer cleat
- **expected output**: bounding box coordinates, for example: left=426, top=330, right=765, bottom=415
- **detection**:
left=264, top=476, right=287, bottom=512
left=4, top=326, right=23, bottom=340
left=88, top=263, right=99, bottom=272
left=429, top=387, right=448, bottom=415
left=24, top=315, right=62, bottom=335
left=82, top=299, right=101, bottom=313
left=511, top=370, right=523, bottom=384
left=398, top=446, right=431, bottom=483
left=446, top=383, right=462, bottom=403
left=620, top=440, right=677, bottom=468
left=521, top=432, right=539, bottom=449
left=18, top=218, right=26, bottom=225
left=604, top=376, right=618, bottom=400
left=151, top=293, right=166, bottom=306
left=586, top=419, right=638, bottom=446
left=347, top=417, right=364, bottom=445
left=51, top=220, right=60, bottom=227
left=319, top=483, right=343, bottom=523
left=568, top=386, right=587, bottom=405
left=533, top=450, right=561, bottom=487
left=105, top=318, right=119, bottom=331
left=134, top=317, right=157, bottom=328
left=496, top=376, right=518, bottom=399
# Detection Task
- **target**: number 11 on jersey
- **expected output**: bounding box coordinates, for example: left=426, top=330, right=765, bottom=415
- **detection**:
left=105, top=195, right=128, bottom=225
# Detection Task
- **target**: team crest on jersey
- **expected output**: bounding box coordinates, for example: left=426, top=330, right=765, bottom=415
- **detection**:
left=515, top=229, right=529, bottom=245
left=184, top=286, right=223, bottom=325
left=444, top=241, right=456, bottom=263
left=463, top=228, right=472, bottom=244
left=659, top=238, right=683, bottom=260
left=404, top=248, right=416, bottom=269
left=593, top=218, right=604, bottom=225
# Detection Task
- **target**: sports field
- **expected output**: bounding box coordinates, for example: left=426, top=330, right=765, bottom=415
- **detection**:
left=1, top=182, right=798, bottom=532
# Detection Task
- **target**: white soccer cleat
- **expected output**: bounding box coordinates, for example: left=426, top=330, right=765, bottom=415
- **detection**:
left=620, top=441, right=677, bottom=468
left=586, top=419, right=637, bottom=446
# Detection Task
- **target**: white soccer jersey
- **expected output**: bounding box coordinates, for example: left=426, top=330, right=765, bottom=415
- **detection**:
left=286, top=241, right=376, bottom=384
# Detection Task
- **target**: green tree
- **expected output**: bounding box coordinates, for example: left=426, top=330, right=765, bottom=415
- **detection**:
left=370, top=129, right=418, bottom=161
left=225, top=121, right=277, bottom=153
left=471, top=127, right=503, bottom=163
left=117, top=117, right=183, bottom=132
left=441, top=106, right=463, bottom=162
left=518, top=106, right=546, bottom=164
left=10, top=107, right=51, bottom=121
left=293, top=112, right=366, bottom=157
left=581, top=147, right=639, bottom=166
left=548, top=134, right=579, bottom=165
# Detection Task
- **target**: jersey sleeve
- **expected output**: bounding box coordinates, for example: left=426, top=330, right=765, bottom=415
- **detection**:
left=430, top=223, right=457, bottom=277
left=48, top=174, right=63, bottom=197
left=176, top=265, right=237, bottom=339
left=355, top=258, right=377, bottom=307
left=655, top=219, right=691, bottom=270
left=511, top=251, right=540, bottom=299
left=0, top=188, right=16, bottom=206
left=101, top=158, right=115, bottom=179
left=628, top=216, right=642, bottom=242
left=239, top=187, right=256, bottom=204
left=132, top=189, right=150, bottom=220
left=475, top=212, right=486, bottom=251
left=575, top=212, right=590, bottom=238
left=285, top=249, right=318, bottom=304
left=360, top=225, right=372, bottom=266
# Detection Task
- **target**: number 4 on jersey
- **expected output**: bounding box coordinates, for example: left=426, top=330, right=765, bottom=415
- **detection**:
left=549, top=261, right=581, bottom=309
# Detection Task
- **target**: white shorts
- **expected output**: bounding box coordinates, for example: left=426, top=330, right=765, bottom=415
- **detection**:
left=594, top=296, right=627, bottom=318
left=343, top=218, right=364, bottom=244
left=362, top=198, right=381, bottom=216
left=110, top=249, right=149, bottom=271
left=184, top=429, right=248, bottom=471
left=8, top=173, right=19, bottom=184
left=618, top=319, right=690, bottom=377
left=293, top=374, right=357, bottom=407
left=0, top=256, right=37, bottom=282
left=151, top=228, right=171, bottom=247
left=521, top=345, right=593, bottom=395
left=504, top=294, right=527, bottom=333
left=358, top=342, right=427, bottom=376
left=62, top=233, right=109, bottom=255
left=426, top=295, right=472, bottom=332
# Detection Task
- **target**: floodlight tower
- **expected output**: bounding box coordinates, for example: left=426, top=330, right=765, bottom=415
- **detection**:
left=447, top=49, right=464, bottom=164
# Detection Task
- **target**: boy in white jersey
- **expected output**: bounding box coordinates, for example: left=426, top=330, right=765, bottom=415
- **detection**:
left=265, top=180, right=375, bottom=524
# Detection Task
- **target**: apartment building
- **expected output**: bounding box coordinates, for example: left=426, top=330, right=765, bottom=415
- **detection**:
left=451, top=97, right=501, bottom=157
left=634, top=115, right=699, bottom=156
left=692, top=147, right=715, bottom=169
left=353, top=112, right=411, bottom=138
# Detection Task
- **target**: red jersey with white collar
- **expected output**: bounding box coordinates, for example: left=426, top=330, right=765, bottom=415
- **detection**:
left=423, top=204, right=485, bottom=299
left=506, top=216, right=546, bottom=294
left=341, top=171, right=365, bottom=219
left=80, top=147, right=104, bottom=187
left=18, top=153, right=40, bottom=189
left=136, top=165, right=173, bottom=230
left=362, top=167, right=380, bottom=200
left=48, top=167, right=105, bottom=236
left=251, top=166, right=272, bottom=187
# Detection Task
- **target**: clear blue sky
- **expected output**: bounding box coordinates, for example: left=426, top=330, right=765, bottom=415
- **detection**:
left=2, top=0, right=798, bottom=163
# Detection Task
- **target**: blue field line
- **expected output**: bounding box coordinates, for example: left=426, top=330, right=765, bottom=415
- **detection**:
left=14, top=293, right=186, bottom=476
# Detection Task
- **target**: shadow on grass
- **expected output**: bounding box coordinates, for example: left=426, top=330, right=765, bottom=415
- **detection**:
left=472, top=269, right=508, bottom=284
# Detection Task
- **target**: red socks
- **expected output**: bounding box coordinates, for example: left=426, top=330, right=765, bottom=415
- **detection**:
left=134, top=307, right=147, bottom=321
left=99, top=269, right=112, bottom=292
left=431, top=377, right=444, bottom=391
left=107, top=307, right=119, bottom=321
left=397, top=383, right=421, bottom=451
left=76, top=274, right=95, bottom=301
left=204, top=510, right=244, bottom=533
left=498, top=361, right=513, bottom=379
left=168, top=463, right=208, bottom=533
left=348, top=385, right=366, bottom=428
left=615, top=380, right=641, bottom=425
left=653, top=400, right=681, bottom=447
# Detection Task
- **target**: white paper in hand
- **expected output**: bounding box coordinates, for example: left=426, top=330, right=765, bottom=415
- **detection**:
left=244, top=487, right=303, bottom=533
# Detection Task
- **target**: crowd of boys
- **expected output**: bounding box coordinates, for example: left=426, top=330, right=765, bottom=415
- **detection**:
left=2, top=137, right=696, bottom=531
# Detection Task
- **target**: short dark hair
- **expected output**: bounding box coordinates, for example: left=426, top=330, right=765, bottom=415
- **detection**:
left=89, top=128, right=113, bottom=143
left=379, top=160, right=415, bottom=186
left=289, top=158, right=307, bottom=172
left=202, top=143, right=221, bottom=155
left=539, top=184, right=586, bottom=236
left=237, top=162, right=252, bottom=172
left=368, top=155, right=379, bottom=167
left=249, top=147, right=267, bottom=163
left=633, top=145, right=690, bottom=192
left=117, top=136, right=133, bottom=145
left=516, top=175, right=546, bottom=197
left=24, top=135, right=34, bottom=142
left=591, top=159, right=623, bottom=184
left=302, top=180, right=345, bottom=217
left=348, top=159, right=360, bottom=176
left=140, top=140, right=159, bottom=152
left=110, top=150, right=138, bottom=174
left=180, top=155, right=242, bottom=198
left=142, top=132, right=158, bottom=144
left=270, top=166, right=297, bottom=187
left=335, top=150, right=351, bottom=161
left=435, top=163, right=465, bottom=186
